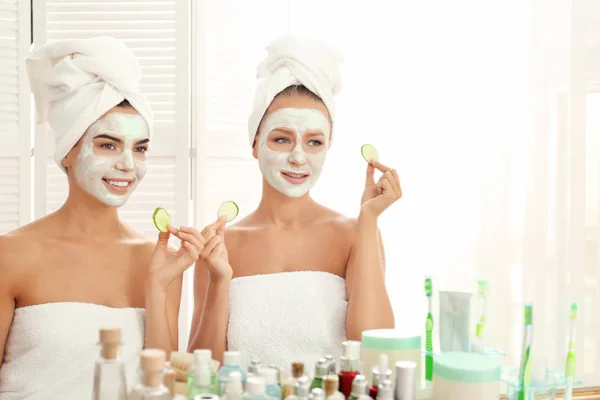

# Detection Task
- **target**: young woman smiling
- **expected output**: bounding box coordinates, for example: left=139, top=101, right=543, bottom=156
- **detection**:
left=189, top=36, right=401, bottom=372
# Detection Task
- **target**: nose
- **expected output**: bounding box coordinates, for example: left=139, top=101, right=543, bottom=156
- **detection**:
left=115, top=149, right=135, bottom=172
left=288, top=139, right=306, bottom=166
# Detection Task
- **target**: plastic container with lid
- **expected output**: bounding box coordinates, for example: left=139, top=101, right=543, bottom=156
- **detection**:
left=258, top=366, right=282, bottom=400
left=244, top=376, right=270, bottom=400
left=218, top=351, right=247, bottom=395
left=222, top=371, right=243, bottom=400
left=361, top=329, right=421, bottom=384
left=431, top=352, right=501, bottom=400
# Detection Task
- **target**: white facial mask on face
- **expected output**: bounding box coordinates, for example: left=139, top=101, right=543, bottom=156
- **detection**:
left=73, top=113, right=149, bottom=207
left=257, top=108, right=331, bottom=198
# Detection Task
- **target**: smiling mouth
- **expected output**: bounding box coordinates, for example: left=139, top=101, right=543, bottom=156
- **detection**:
left=102, top=178, right=134, bottom=194
left=281, top=171, right=309, bottom=185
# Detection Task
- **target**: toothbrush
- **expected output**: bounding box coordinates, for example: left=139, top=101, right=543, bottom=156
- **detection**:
left=425, top=276, right=433, bottom=382
left=475, top=280, right=489, bottom=345
left=518, top=305, right=533, bottom=400
left=564, top=302, right=578, bottom=400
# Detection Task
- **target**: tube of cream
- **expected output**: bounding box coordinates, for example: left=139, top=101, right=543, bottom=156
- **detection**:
left=439, top=291, right=473, bottom=352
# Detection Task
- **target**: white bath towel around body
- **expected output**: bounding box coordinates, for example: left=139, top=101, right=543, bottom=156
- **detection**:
left=0, top=302, right=145, bottom=400
left=227, top=271, right=348, bottom=376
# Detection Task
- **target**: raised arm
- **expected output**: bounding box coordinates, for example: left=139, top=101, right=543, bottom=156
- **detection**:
left=345, top=216, right=394, bottom=340
left=145, top=226, right=205, bottom=352
left=345, top=160, right=402, bottom=340
left=187, top=218, right=231, bottom=364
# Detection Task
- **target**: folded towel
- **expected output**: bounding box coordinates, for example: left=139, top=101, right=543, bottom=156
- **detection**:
left=26, top=36, right=153, bottom=172
left=247, top=35, right=344, bottom=145
left=0, top=302, right=145, bottom=400
left=227, top=271, right=347, bottom=375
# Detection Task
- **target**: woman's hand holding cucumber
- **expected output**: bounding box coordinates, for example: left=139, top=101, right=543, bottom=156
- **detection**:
left=360, top=144, right=402, bottom=219
left=196, top=201, right=239, bottom=282
left=149, top=208, right=206, bottom=293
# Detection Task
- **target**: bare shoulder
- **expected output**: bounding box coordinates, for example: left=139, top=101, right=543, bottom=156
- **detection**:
left=122, top=225, right=156, bottom=258
left=223, top=212, right=261, bottom=244
left=316, top=204, right=357, bottom=233
left=0, top=218, right=51, bottom=285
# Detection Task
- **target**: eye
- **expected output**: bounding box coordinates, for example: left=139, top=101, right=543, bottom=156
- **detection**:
left=135, top=146, right=148, bottom=153
left=308, top=140, right=323, bottom=146
left=274, top=137, right=291, bottom=144
left=100, top=143, right=116, bottom=150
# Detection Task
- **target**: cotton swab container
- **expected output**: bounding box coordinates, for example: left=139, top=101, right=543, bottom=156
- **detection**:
left=431, top=352, right=501, bottom=400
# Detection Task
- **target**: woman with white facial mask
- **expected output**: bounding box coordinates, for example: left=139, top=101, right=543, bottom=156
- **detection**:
left=0, top=37, right=203, bottom=400
left=188, top=36, right=401, bottom=370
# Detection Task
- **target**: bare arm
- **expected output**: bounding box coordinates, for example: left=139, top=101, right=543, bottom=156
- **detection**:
left=187, top=218, right=232, bottom=364
left=145, top=226, right=205, bottom=353
left=345, top=215, right=394, bottom=340
left=345, top=159, right=401, bottom=340
left=0, top=240, right=16, bottom=371
left=144, top=275, right=182, bottom=352
left=188, top=266, right=230, bottom=363
left=188, top=265, right=208, bottom=350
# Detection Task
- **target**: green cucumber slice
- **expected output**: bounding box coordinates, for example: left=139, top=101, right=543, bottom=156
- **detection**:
left=361, top=144, right=379, bottom=163
left=217, top=201, right=239, bottom=223
left=152, top=207, right=172, bottom=232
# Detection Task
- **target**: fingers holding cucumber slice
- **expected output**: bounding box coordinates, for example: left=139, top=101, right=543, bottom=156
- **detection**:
left=217, top=201, right=239, bottom=223
left=152, top=207, right=172, bottom=233
left=361, top=144, right=379, bottom=164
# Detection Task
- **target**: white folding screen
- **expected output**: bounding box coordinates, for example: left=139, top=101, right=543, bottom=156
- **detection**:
left=0, top=0, right=31, bottom=234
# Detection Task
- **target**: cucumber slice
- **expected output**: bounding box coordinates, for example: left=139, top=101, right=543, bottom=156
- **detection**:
left=361, top=144, right=379, bottom=163
left=152, top=207, right=172, bottom=232
left=217, top=201, right=239, bottom=223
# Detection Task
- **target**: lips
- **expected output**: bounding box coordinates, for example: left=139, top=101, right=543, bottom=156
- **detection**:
left=102, top=178, right=134, bottom=194
left=281, top=171, right=309, bottom=185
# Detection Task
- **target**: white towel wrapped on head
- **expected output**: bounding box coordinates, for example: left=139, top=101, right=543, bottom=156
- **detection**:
left=227, top=271, right=348, bottom=375
left=247, top=35, right=344, bottom=146
left=26, top=36, right=153, bottom=172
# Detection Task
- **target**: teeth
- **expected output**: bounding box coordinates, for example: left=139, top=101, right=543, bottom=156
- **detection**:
left=107, top=180, right=129, bottom=187
left=285, top=173, right=306, bottom=178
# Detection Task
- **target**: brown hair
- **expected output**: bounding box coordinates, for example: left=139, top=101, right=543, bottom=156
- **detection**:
left=116, top=99, right=131, bottom=108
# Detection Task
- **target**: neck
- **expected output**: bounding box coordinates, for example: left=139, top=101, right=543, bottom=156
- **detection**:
left=57, top=192, right=124, bottom=238
left=256, top=179, right=317, bottom=228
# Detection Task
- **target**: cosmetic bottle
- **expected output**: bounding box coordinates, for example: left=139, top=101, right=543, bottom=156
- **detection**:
left=282, top=362, right=305, bottom=399
left=338, top=341, right=361, bottom=398
left=130, top=349, right=171, bottom=399
left=92, top=328, right=128, bottom=400
left=322, top=375, right=345, bottom=400
left=311, top=359, right=329, bottom=390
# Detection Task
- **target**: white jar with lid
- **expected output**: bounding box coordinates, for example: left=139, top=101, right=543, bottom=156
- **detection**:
left=431, top=352, right=500, bottom=400
left=361, top=330, right=422, bottom=385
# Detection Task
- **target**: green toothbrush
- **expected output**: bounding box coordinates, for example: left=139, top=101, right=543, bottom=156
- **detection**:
left=475, top=280, right=489, bottom=343
left=564, top=302, right=578, bottom=400
left=425, top=276, right=434, bottom=382
left=518, top=305, right=533, bottom=400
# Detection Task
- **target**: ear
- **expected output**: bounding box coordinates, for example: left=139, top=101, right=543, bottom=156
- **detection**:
left=62, top=154, right=72, bottom=169
left=251, top=138, right=258, bottom=160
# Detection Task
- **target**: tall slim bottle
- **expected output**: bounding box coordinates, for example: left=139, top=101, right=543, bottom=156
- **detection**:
left=92, top=327, right=128, bottom=400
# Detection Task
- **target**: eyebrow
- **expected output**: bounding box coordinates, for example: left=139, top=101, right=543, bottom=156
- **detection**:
left=272, top=127, right=295, bottom=134
left=93, top=134, right=149, bottom=145
left=93, top=134, right=121, bottom=143
left=304, top=130, right=326, bottom=136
